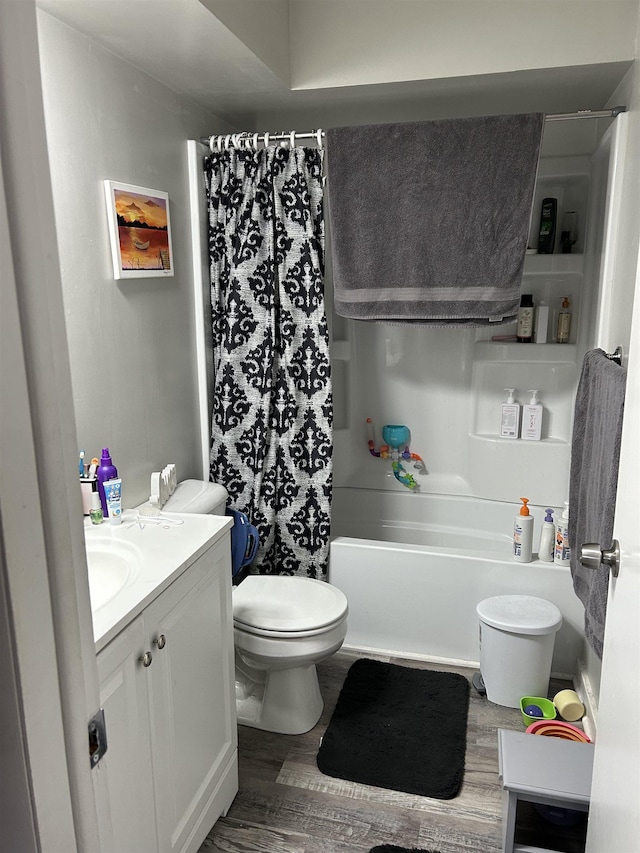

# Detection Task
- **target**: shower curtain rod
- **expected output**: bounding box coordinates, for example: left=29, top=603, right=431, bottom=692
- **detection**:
left=199, top=106, right=626, bottom=150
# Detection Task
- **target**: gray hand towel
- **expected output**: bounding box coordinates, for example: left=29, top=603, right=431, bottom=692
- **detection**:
left=569, top=349, right=627, bottom=659
left=325, top=113, right=544, bottom=325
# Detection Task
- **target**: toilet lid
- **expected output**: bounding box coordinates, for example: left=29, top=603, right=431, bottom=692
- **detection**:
left=233, top=576, right=348, bottom=633
left=476, top=595, right=562, bottom=635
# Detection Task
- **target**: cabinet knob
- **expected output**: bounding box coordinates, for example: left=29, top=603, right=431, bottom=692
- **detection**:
left=153, top=634, right=166, bottom=650
left=139, top=651, right=153, bottom=668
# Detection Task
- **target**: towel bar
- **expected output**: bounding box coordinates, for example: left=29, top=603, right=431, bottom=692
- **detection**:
left=605, top=346, right=623, bottom=365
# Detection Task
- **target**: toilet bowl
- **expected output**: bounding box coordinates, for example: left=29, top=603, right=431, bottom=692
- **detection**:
left=156, top=479, right=348, bottom=735
left=233, top=575, right=348, bottom=734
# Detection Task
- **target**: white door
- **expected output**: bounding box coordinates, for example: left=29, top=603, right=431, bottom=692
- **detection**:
left=584, top=247, right=640, bottom=844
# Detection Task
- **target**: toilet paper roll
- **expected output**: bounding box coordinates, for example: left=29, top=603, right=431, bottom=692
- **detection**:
left=553, top=689, right=584, bottom=722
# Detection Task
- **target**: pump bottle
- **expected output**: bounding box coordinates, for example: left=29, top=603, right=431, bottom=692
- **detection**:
left=538, top=509, right=555, bottom=562
left=522, top=390, right=543, bottom=441
left=500, top=389, right=521, bottom=439
left=554, top=501, right=571, bottom=566
left=97, top=447, right=118, bottom=517
left=513, top=497, right=534, bottom=563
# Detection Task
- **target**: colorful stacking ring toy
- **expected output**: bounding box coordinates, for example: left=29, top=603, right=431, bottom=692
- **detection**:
left=526, top=720, right=591, bottom=743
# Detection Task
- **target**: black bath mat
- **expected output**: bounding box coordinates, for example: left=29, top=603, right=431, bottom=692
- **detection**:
left=369, top=847, right=441, bottom=853
left=317, top=659, right=470, bottom=799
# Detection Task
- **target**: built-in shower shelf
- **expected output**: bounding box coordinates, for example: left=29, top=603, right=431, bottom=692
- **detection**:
left=472, top=433, right=568, bottom=446
left=473, top=342, right=578, bottom=363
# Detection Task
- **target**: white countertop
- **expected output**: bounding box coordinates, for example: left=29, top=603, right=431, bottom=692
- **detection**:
left=86, top=510, right=233, bottom=652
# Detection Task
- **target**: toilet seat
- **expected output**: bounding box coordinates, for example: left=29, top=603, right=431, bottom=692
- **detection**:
left=233, top=575, right=348, bottom=638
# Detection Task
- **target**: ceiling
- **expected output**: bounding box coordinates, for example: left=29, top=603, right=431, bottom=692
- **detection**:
left=36, top=0, right=632, bottom=130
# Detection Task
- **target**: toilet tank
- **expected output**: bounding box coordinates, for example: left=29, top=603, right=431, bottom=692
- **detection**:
left=162, top=479, right=228, bottom=515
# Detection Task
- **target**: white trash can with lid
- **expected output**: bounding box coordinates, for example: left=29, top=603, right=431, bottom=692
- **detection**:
left=476, top=595, right=563, bottom=708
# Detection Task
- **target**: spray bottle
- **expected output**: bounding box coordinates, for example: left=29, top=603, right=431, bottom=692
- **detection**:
left=513, top=497, right=534, bottom=563
left=554, top=501, right=571, bottom=566
left=538, top=508, right=555, bottom=562
left=97, top=447, right=118, bottom=517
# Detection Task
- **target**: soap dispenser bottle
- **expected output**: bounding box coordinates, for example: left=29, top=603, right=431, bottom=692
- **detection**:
left=500, top=389, right=521, bottom=439
left=554, top=501, right=571, bottom=566
left=97, top=447, right=118, bottom=517
left=513, top=497, right=534, bottom=563
left=538, top=509, right=555, bottom=562
left=522, top=390, right=543, bottom=441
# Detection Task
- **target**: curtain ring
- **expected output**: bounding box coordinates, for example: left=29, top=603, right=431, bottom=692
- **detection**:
left=231, top=133, right=240, bottom=148
left=224, top=134, right=232, bottom=150
left=216, top=135, right=223, bottom=153
left=263, top=132, right=270, bottom=148
left=289, top=130, right=296, bottom=148
left=208, top=136, right=216, bottom=153
left=252, top=133, right=259, bottom=151
left=316, top=129, right=324, bottom=149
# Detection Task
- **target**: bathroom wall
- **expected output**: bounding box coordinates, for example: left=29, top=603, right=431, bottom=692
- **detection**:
left=289, top=0, right=637, bottom=91
left=36, top=11, right=235, bottom=508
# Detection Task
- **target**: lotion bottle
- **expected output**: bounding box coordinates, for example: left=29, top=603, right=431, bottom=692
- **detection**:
left=538, top=508, right=555, bottom=562
left=554, top=501, right=571, bottom=566
left=500, top=389, right=521, bottom=439
left=522, top=389, right=543, bottom=441
left=513, top=497, right=534, bottom=563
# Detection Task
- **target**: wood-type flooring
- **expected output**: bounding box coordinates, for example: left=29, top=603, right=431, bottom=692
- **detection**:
left=199, top=650, right=582, bottom=853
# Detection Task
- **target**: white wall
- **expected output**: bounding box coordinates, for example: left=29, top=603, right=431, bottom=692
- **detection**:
left=36, top=11, right=234, bottom=509
left=290, top=0, right=637, bottom=90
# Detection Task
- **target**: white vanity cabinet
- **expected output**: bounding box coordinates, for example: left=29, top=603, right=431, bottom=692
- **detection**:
left=95, top=533, right=238, bottom=853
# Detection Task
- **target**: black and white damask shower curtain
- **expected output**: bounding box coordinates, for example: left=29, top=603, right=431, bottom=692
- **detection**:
left=204, top=145, right=332, bottom=579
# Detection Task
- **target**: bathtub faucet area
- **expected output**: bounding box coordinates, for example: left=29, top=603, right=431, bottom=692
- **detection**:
left=366, top=418, right=427, bottom=491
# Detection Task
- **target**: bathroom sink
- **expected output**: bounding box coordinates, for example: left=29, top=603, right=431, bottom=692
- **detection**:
left=85, top=539, right=140, bottom=611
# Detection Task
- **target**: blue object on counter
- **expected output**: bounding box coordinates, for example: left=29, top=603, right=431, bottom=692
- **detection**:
left=226, top=508, right=259, bottom=576
left=524, top=704, right=543, bottom=717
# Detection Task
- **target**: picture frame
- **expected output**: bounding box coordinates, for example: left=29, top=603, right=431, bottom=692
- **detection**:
left=104, top=180, right=174, bottom=279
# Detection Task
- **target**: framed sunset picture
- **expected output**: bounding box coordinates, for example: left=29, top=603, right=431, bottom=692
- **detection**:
left=104, top=181, right=174, bottom=279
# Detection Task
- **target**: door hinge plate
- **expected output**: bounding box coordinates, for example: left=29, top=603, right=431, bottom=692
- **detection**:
left=89, top=708, right=107, bottom=768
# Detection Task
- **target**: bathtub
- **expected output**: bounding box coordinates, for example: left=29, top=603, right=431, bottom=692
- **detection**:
left=328, top=488, right=585, bottom=676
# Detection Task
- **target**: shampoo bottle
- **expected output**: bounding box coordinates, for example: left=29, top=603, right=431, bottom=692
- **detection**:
left=500, top=389, right=521, bottom=439
left=513, top=497, right=534, bottom=563
left=557, top=296, right=572, bottom=344
left=538, top=197, right=557, bottom=254
left=97, top=447, right=118, bottom=517
left=554, top=501, right=571, bottom=566
left=538, top=508, right=555, bottom=562
left=522, top=389, right=543, bottom=441
left=516, top=294, right=534, bottom=342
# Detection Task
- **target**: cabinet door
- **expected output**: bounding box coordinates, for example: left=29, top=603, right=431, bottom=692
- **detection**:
left=96, top=617, right=158, bottom=853
left=145, top=543, right=237, bottom=853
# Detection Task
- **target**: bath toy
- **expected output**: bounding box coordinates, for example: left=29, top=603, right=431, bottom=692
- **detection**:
left=524, top=704, right=543, bottom=717
left=366, top=418, right=427, bottom=491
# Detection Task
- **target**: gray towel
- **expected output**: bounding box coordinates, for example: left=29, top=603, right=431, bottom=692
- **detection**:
left=569, top=349, right=627, bottom=659
left=326, top=113, right=544, bottom=325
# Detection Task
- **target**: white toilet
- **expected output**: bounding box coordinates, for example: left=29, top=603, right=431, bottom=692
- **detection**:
left=158, top=479, right=349, bottom=735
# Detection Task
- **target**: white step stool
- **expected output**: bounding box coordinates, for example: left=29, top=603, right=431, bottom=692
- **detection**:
left=498, top=728, right=594, bottom=853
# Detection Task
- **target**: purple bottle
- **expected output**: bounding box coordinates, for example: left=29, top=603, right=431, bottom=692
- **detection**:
left=96, top=448, right=118, bottom=516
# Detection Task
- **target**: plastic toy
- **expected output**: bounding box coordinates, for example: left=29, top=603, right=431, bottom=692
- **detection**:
left=366, top=418, right=427, bottom=491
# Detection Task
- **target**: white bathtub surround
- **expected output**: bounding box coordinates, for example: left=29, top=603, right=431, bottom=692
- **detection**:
left=329, top=489, right=584, bottom=678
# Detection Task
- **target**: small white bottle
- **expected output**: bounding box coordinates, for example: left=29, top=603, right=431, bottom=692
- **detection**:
left=522, top=389, right=543, bottom=441
left=513, top=497, right=534, bottom=563
left=500, top=389, right=521, bottom=439
left=554, top=501, right=571, bottom=566
left=534, top=303, right=549, bottom=344
left=538, top=508, right=555, bottom=562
